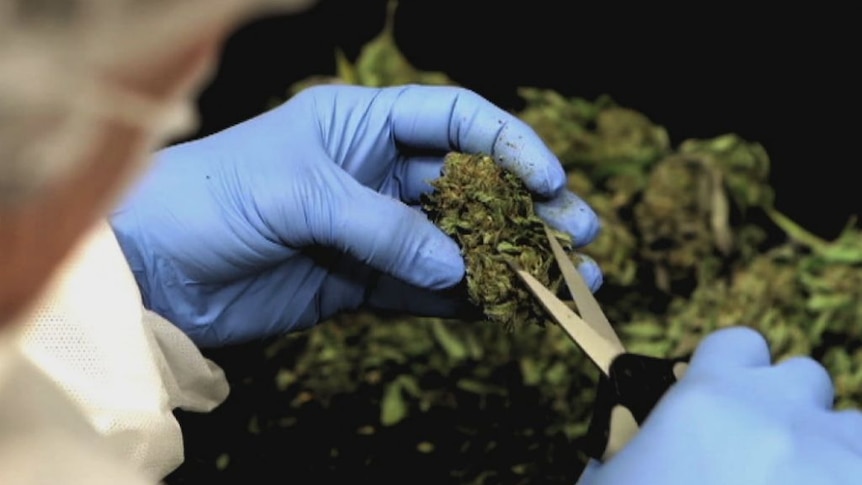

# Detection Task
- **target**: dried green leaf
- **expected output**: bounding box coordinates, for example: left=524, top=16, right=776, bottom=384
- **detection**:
left=431, top=320, right=468, bottom=361
left=381, top=380, right=408, bottom=426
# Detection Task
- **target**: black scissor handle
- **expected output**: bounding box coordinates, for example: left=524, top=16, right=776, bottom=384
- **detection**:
left=583, top=352, right=690, bottom=461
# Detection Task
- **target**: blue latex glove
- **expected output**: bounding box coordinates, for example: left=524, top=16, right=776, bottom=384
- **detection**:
left=578, top=326, right=862, bottom=485
left=110, top=84, right=602, bottom=347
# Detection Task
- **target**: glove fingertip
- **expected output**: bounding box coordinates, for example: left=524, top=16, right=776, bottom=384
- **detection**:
left=412, top=231, right=466, bottom=289
left=691, top=326, right=771, bottom=370
left=535, top=191, right=602, bottom=247
left=576, top=255, right=604, bottom=292
left=494, top=134, right=567, bottom=197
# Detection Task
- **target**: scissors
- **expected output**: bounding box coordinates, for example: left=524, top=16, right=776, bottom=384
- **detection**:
left=508, top=226, right=690, bottom=463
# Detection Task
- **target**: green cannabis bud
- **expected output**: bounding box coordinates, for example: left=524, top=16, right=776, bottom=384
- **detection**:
left=517, top=88, right=671, bottom=181
left=633, top=134, right=774, bottom=293
left=421, top=152, right=572, bottom=329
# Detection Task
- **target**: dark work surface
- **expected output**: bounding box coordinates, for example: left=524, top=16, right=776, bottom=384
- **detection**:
left=187, top=0, right=860, bottom=238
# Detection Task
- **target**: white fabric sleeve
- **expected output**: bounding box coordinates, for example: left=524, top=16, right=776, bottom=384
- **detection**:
left=9, top=219, right=230, bottom=482
left=0, top=333, right=155, bottom=485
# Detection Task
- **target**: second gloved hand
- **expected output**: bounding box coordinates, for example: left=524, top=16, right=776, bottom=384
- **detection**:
left=578, top=326, right=862, bottom=485
left=110, top=84, right=602, bottom=347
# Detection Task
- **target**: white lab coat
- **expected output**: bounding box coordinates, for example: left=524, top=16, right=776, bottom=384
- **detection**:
left=0, top=220, right=230, bottom=484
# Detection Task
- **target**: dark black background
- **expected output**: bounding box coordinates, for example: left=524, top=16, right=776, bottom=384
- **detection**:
left=190, top=0, right=859, bottom=239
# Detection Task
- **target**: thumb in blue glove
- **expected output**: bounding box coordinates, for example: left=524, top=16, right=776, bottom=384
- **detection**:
left=110, top=84, right=603, bottom=347
left=578, top=326, right=862, bottom=485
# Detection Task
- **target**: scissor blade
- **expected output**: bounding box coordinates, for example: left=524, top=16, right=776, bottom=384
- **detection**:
left=510, top=265, right=622, bottom=375
left=544, top=226, right=626, bottom=350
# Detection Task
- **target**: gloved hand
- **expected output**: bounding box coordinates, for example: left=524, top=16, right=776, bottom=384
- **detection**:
left=110, top=84, right=602, bottom=347
left=578, top=326, right=862, bottom=485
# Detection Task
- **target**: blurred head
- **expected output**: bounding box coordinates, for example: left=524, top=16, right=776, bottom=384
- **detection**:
left=0, top=0, right=313, bottom=328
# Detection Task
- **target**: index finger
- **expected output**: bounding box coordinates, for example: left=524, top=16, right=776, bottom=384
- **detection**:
left=688, top=326, right=772, bottom=373
left=390, top=85, right=567, bottom=198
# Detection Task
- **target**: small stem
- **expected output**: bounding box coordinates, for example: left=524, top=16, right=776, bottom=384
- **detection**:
left=765, top=207, right=830, bottom=251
